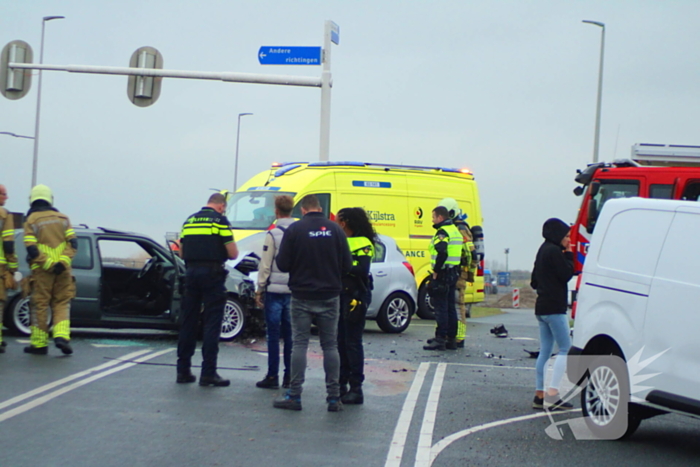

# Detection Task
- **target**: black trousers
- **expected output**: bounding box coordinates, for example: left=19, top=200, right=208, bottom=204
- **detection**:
left=338, top=293, right=368, bottom=388
left=177, top=266, right=227, bottom=377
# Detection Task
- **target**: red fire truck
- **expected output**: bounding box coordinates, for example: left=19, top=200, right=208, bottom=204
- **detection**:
left=569, top=143, right=700, bottom=313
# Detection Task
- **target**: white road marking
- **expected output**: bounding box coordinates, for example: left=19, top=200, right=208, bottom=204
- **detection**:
left=440, top=362, right=534, bottom=371
left=0, top=349, right=153, bottom=411
left=384, top=362, right=431, bottom=467
left=429, top=411, right=574, bottom=465
left=510, top=337, right=538, bottom=341
left=415, top=363, right=447, bottom=467
left=0, top=348, right=173, bottom=423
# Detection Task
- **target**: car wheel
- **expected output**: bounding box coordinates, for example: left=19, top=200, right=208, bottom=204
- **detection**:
left=6, top=296, right=36, bottom=336
left=416, top=282, right=435, bottom=320
left=376, top=292, right=413, bottom=333
left=581, top=355, right=640, bottom=439
left=220, top=297, right=246, bottom=341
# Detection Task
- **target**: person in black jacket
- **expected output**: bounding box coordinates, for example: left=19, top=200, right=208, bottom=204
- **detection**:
left=530, top=218, right=574, bottom=411
left=273, top=195, right=352, bottom=412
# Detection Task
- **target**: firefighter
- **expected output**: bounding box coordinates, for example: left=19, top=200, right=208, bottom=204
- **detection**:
left=438, top=198, right=477, bottom=348
left=423, top=205, right=463, bottom=351
left=23, top=185, right=77, bottom=355
left=0, top=184, right=19, bottom=353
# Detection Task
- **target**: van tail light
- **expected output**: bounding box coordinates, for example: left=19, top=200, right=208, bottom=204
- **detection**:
left=402, top=261, right=415, bottom=276
left=571, top=274, right=582, bottom=319
left=477, top=260, right=484, bottom=277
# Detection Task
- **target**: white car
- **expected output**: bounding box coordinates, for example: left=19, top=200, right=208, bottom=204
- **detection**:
left=237, top=232, right=417, bottom=333
left=569, top=198, right=700, bottom=439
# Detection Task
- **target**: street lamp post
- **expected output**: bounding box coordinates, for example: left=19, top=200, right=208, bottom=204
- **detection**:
left=32, top=15, right=65, bottom=188
left=504, top=248, right=510, bottom=273
left=233, top=112, right=253, bottom=192
left=583, top=20, right=605, bottom=164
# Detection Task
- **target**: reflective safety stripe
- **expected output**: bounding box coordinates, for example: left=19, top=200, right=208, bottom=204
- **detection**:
left=1, top=228, right=14, bottom=238
left=429, top=223, right=463, bottom=269
left=181, top=224, right=232, bottom=238
left=30, top=326, right=49, bottom=348
left=53, top=320, right=70, bottom=340
left=347, top=236, right=374, bottom=266
left=24, top=234, right=37, bottom=243
left=38, top=242, right=67, bottom=270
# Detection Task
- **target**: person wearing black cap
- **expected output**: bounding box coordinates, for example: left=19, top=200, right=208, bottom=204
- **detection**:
left=530, top=218, right=574, bottom=411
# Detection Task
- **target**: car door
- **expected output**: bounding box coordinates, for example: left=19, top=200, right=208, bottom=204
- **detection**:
left=368, top=239, right=391, bottom=316
left=70, top=235, right=101, bottom=321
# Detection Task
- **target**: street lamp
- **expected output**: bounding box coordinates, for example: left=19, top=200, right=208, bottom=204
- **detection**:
left=32, top=15, right=65, bottom=188
left=0, top=131, right=35, bottom=139
left=504, top=248, right=510, bottom=273
left=583, top=20, right=605, bottom=164
left=233, top=112, right=253, bottom=192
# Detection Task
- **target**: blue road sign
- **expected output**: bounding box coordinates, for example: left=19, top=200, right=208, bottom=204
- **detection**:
left=258, top=46, right=322, bottom=65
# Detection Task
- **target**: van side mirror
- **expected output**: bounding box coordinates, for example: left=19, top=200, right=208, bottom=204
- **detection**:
left=586, top=199, right=598, bottom=234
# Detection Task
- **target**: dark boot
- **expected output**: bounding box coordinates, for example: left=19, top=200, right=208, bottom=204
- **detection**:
left=55, top=337, right=73, bottom=355
left=282, top=373, right=290, bottom=389
left=24, top=346, right=48, bottom=355
left=199, top=373, right=230, bottom=387
left=176, top=371, right=197, bottom=383
left=423, top=337, right=446, bottom=351
left=445, top=338, right=457, bottom=350
left=341, top=387, right=364, bottom=405
left=256, top=375, right=279, bottom=389
left=339, top=382, right=349, bottom=398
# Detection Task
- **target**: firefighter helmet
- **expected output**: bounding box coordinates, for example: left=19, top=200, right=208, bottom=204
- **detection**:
left=438, top=197, right=461, bottom=219
left=29, top=184, right=53, bottom=205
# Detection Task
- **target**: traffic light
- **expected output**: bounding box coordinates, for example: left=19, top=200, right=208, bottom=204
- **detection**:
left=127, top=46, right=163, bottom=107
left=1, top=40, right=33, bottom=100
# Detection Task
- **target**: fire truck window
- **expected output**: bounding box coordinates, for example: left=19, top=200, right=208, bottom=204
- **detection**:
left=681, top=182, right=700, bottom=201
left=650, top=184, right=674, bottom=199
left=592, top=181, right=639, bottom=213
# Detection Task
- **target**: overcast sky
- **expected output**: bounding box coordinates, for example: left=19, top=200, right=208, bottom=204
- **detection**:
left=2, top=1, right=699, bottom=270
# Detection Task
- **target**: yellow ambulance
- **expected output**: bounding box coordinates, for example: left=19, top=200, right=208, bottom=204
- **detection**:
left=229, top=161, right=485, bottom=317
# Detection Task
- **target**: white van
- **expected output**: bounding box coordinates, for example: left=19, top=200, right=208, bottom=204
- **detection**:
left=568, top=197, right=700, bottom=439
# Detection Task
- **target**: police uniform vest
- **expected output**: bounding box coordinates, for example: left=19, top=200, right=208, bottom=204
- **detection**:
left=265, top=217, right=295, bottom=294
left=429, top=223, right=463, bottom=270
left=345, top=236, right=374, bottom=299
left=180, top=207, right=234, bottom=264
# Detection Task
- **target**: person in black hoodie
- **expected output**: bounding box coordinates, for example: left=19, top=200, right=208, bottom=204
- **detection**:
left=530, top=218, right=574, bottom=411
left=273, top=195, right=352, bottom=412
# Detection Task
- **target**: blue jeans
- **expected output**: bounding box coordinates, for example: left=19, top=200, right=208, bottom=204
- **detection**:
left=289, top=296, right=340, bottom=399
left=177, top=266, right=227, bottom=378
left=264, top=292, right=292, bottom=378
left=535, top=313, right=571, bottom=391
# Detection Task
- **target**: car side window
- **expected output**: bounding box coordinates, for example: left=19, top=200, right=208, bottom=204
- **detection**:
left=373, top=240, right=386, bottom=263
left=72, top=237, right=93, bottom=270
left=98, top=239, right=152, bottom=269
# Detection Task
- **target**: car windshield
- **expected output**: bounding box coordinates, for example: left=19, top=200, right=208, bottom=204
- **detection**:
left=226, top=190, right=295, bottom=230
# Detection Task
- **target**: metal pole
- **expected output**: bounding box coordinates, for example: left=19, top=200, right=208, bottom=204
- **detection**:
left=505, top=248, right=509, bottom=273
left=583, top=20, right=605, bottom=164
left=233, top=113, right=252, bottom=192
left=31, top=15, right=64, bottom=188
left=319, top=20, right=333, bottom=161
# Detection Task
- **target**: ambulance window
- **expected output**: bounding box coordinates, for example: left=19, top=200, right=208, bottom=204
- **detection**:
left=291, top=193, right=331, bottom=218
left=650, top=184, right=673, bottom=199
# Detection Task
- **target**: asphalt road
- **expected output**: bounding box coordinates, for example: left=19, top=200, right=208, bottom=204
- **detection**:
left=1, top=310, right=698, bottom=467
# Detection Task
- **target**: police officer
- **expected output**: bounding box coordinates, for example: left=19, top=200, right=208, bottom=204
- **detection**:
left=423, top=205, right=463, bottom=351
left=177, top=193, right=238, bottom=386
left=438, top=198, right=477, bottom=349
left=23, top=185, right=77, bottom=355
left=0, top=184, right=18, bottom=353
